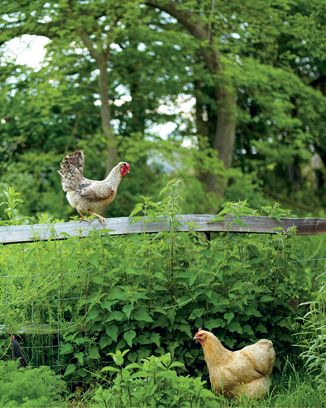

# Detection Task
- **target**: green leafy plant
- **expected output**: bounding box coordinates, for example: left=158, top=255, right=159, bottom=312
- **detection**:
left=90, top=351, right=217, bottom=408
left=0, top=361, right=66, bottom=408
left=212, top=199, right=257, bottom=226
left=0, top=187, right=27, bottom=225
left=0, top=181, right=325, bottom=385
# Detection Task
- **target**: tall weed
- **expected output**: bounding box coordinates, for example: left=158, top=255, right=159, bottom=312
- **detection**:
left=297, top=273, right=326, bottom=387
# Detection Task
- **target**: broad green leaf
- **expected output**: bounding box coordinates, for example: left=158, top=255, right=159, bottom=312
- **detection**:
left=60, top=343, right=74, bottom=355
left=64, top=364, right=76, bottom=377
left=223, top=312, right=235, bottom=324
left=228, top=320, right=243, bottom=333
left=124, top=330, right=136, bottom=347
left=188, top=308, right=205, bottom=320
left=133, top=307, right=153, bottom=322
left=123, top=303, right=134, bottom=319
left=99, top=335, right=112, bottom=349
left=129, top=203, right=143, bottom=217
left=86, top=308, right=100, bottom=322
left=107, top=311, right=125, bottom=322
left=256, top=323, right=268, bottom=333
left=88, top=347, right=100, bottom=360
left=106, top=325, right=119, bottom=342
left=74, top=352, right=84, bottom=365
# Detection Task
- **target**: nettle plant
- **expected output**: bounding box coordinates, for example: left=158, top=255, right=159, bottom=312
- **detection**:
left=0, top=180, right=324, bottom=383
left=89, top=350, right=217, bottom=408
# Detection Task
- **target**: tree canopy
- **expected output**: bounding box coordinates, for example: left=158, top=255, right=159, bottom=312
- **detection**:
left=0, top=0, right=325, bottom=219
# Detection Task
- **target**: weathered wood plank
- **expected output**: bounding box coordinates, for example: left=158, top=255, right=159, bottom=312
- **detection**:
left=0, top=324, right=59, bottom=335
left=0, top=215, right=326, bottom=244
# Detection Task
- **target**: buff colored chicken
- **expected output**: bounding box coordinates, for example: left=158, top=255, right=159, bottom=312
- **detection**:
left=194, top=329, right=275, bottom=399
left=58, top=150, right=130, bottom=223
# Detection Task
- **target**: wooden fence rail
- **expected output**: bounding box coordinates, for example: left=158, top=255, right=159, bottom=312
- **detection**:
left=1, top=214, right=326, bottom=244
left=0, top=324, right=59, bottom=335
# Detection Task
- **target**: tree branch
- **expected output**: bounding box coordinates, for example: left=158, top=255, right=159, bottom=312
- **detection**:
left=146, top=0, right=208, bottom=40
left=145, top=0, right=221, bottom=72
left=77, top=28, right=103, bottom=62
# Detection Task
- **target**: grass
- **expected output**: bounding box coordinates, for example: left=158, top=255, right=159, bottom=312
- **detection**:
left=215, top=381, right=325, bottom=408
left=213, top=361, right=326, bottom=408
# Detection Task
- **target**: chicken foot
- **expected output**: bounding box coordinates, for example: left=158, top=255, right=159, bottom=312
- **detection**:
left=77, top=210, right=87, bottom=222
left=77, top=209, right=106, bottom=224
left=90, top=212, right=106, bottom=224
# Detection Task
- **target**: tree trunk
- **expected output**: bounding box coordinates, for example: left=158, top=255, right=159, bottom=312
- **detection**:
left=214, top=88, right=236, bottom=169
left=78, top=28, right=117, bottom=172
left=194, top=79, right=213, bottom=143
left=194, top=80, right=219, bottom=194
left=128, top=72, right=146, bottom=135
left=199, top=87, right=236, bottom=196
left=127, top=38, right=146, bottom=135
left=97, top=57, right=118, bottom=171
left=146, top=0, right=236, bottom=196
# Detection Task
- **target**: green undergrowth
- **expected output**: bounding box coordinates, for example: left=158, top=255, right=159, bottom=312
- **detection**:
left=0, top=361, right=66, bottom=408
left=209, top=381, right=325, bottom=408
left=1, top=355, right=324, bottom=408
left=297, top=275, right=326, bottom=387
left=0, top=180, right=325, bottom=391
left=87, top=351, right=217, bottom=408
left=76, top=354, right=325, bottom=408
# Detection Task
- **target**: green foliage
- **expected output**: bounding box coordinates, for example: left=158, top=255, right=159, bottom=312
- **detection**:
left=118, top=134, right=225, bottom=215
left=0, top=361, right=66, bottom=408
left=1, top=0, right=325, bottom=216
left=0, top=187, right=26, bottom=225
left=80, top=356, right=326, bottom=408
left=297, top=273, right=326, bottom=387
left=0, top=1, right=325, bottom=403
left=90, top=351, right=217, bottom=408
left=0, top=182, right=324, bottom=384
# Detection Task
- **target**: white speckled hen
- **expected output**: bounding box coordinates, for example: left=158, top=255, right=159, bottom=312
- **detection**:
left=58, top=150, right=130, bottom=223
left=194, top=329, right=275, bottom=399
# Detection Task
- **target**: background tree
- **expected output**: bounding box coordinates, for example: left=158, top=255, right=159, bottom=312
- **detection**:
left=0, top=0, right=325, bottom=218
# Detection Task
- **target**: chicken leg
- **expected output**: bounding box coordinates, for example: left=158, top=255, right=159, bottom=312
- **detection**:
left=91, top=212, right=106, bottom=224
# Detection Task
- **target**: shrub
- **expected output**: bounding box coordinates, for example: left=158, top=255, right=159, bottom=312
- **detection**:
left=0, top=361, right=66, bottom=408
left=89, top=351, right=217, bottom=408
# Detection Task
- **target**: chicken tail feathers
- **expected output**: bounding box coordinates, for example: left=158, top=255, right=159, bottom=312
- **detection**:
left=59, top=150, right=85, bottom=191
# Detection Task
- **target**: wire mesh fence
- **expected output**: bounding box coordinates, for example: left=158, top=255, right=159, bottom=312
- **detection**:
left=0, top=238, right=84, bottom=374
